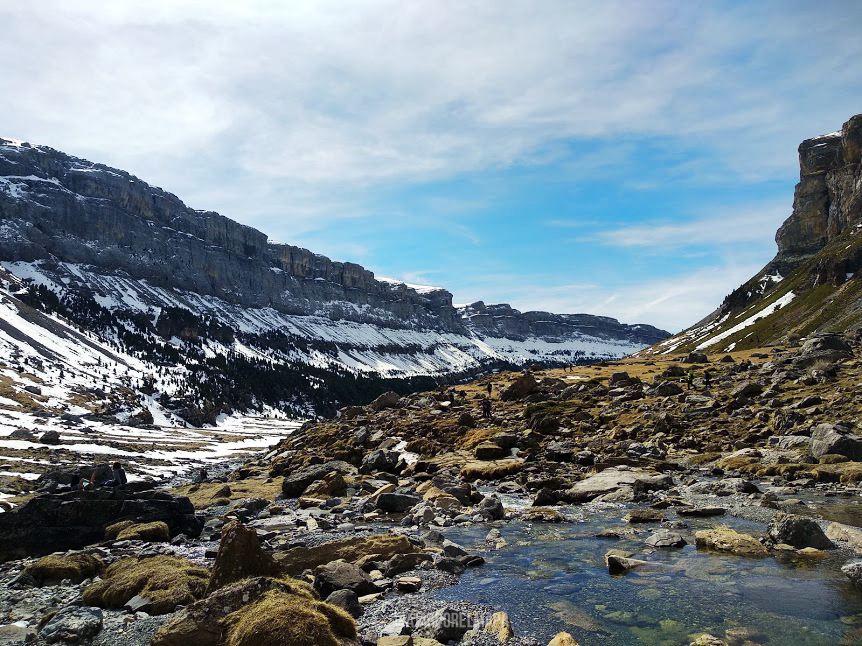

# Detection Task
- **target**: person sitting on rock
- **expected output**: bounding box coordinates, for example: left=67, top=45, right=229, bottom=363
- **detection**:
left=102, top=462, right=127, bottom=488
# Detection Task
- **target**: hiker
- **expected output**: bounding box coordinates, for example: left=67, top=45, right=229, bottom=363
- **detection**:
left=198, top=467, right=208, bottom=483
left=686, top=370, right=695, bottom=390
left=102, top=462, right=127, bottom=488
left=481, top=397, right=492, bottom=419
left=448, top=389, right=455, bottom=405
left=703, top=369, right=712, bottom=389
left=486, top=383, right=492, bottom=397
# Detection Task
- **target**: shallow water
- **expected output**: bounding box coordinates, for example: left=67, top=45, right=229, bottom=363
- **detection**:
left=433, top=504, right=862, bottom=645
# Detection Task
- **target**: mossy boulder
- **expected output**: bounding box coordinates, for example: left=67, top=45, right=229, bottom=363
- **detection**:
left=115, top=521, right=171, bottom=542
left=104, top=520, right=137, bottom=540
left=226, top=589, right=356, bottom=646
left=83, top=555, right=209, bottom=615
left=694, top=528, right=769, bottom=558
left=152, top=576, right=344, bottom=646
left=25, top=552, right=104, bottom=584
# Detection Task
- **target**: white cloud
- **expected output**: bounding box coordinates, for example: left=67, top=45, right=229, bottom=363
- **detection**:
left=589, top=200, right=790, bottom=250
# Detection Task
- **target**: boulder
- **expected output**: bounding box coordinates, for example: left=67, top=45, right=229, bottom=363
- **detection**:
left=281, top=461, right=356, bottom=497
left=478, top=495, right=505, bottom=520
left=362, top=450, right=400, bottom=474
left=809, top=424, right=862, bottom=461
left=314, top=559, right=377, bottom=598
left=548, top=632, right=580, bottom=646
left=370, top=391, right=401, bottom=411
left=694, top=528, right=768, bottom=557
left=0, top=489, right=202, bottom=562
left=842, top=561, right=862, bottom=591
left=684, top=352, right=709, bottom=363
left=377, top=493, right=421, bottom=513
left=767, top=513, right=834, bottom=550
left=731, top=382, right=763, bottom=397
left=485, top=611, right=514, bottom=642
left=275, top=534, right=419, bottom=575
left=474, top=442, right=509, bottom=461
left=687, top=478, right=759, bottom=496
left=39, top=606, right=103, bottom=644
left=39, top=430, right=61, bottom=445
left=500, top=373, right=538, bottom=401
left=325, top=589, right=364, bottom=618
left=206, top=520, right=281, bottom=594
left=414, top=605, right=473, bottom=643
left=794, top=335, right=853, bottom=367
left=565, top=467, right=673, bottom=503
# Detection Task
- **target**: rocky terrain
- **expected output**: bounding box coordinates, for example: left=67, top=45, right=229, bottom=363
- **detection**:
left=646, top=114, right=862, bottom=356
left=2, top=336, right=862, bottom=645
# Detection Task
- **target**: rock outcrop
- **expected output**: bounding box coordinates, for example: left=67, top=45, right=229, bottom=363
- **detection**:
left=0, top=489, right=203, bottom=562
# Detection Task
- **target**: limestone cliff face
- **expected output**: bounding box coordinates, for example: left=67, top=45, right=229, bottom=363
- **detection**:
left=775, top=114, right=862, bottom=272
left=0, top=138, right=666, bottom=349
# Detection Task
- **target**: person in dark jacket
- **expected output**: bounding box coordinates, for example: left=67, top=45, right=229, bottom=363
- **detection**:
left=103, top=462, right=127, bottom=487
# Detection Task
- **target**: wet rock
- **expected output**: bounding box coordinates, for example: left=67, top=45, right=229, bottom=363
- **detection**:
left=523, top=508, right=564, bottom=523
left=377, top=493, right=421, bottom=513
left=478, top=495, right=505, bottom=520
left=676, top=507, right=725, bottom=517
left=435, top=557, right=466, bottom=575
left=39, top=606, right=103, bottom=644
left=396, top=576, right=422, bottom=592
left=687, top=478, right=759, bottom=496
left=624, top=509, right=665, bottom=523
left=606, top=554, right=663, bottom=575
left=689, top=635, right=727, bottom=646
left=565, top=467, right=673, bottom=503
left=841, top=561, right=862, bottom=591
left=206, top=520, right=280, bottom=594
left=385, top=552, right=432, bottom=576
left=767, top=513, right=834, bottom=549
left=645, top=530, right=687, bottom=548
left=694, top=528, right=768, bottom=557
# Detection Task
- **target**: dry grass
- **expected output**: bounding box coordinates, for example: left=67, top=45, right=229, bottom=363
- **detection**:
left=83, top=555, right=209, bottom=615
left=224, top=590, right=356, bottom=646
left=170, top=477, right=284, bottom=510
left=25, top=552, right=104, bottom=583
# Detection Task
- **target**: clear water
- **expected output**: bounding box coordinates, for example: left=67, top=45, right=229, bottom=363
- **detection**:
left=432, top=502, right=862, bottom=645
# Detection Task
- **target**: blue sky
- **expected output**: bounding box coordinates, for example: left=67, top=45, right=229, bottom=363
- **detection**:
left=2, top=1, right=861, bottom=331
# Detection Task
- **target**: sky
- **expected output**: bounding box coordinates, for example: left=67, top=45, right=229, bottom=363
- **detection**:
left=1, top=1, right=861, bottom=332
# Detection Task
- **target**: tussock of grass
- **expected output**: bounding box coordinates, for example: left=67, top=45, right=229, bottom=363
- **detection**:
left=25, top=552, right=104, bottom=584
left=104, top=520, right=137, bottom=540
left=83, top=555, right=209, bottom=615
left=115, top=521, right=170, bottom=542
left=225, top=590, right=356, bottom=646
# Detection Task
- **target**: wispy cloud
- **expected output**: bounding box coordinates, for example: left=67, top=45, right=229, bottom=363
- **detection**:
left=588, top=200, right=790, bottom=250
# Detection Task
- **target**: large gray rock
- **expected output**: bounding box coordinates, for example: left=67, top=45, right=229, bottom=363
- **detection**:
left=279, top=460, right=355, bottom=497
left=370, top=391, right=400, bottom=411
left=768, top=513, right=834, bottom=549
left=414, top=605, right=474, bottom=643
left=565, top=467, right=673, bottom=503
left=809, top=424, right=862, bottom=461
left=39, top=606, right=103, bottom=644
left=687, top=478, right=760, bottom=497
left=842, top=561, right=862, bottom=590
left=361, top=449, right=399, bottom=474
left=313, top=559, right=376, bottom=598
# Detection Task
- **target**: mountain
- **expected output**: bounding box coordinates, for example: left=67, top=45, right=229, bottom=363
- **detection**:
left=643, top=114, right=862, bottom=356
left=0, top=136, right=668, bottom=423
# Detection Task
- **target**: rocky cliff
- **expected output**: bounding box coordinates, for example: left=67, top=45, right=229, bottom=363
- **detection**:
left=641, top=114, right=862, bottom=356
left=0, top=137, right=663, bottom=345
